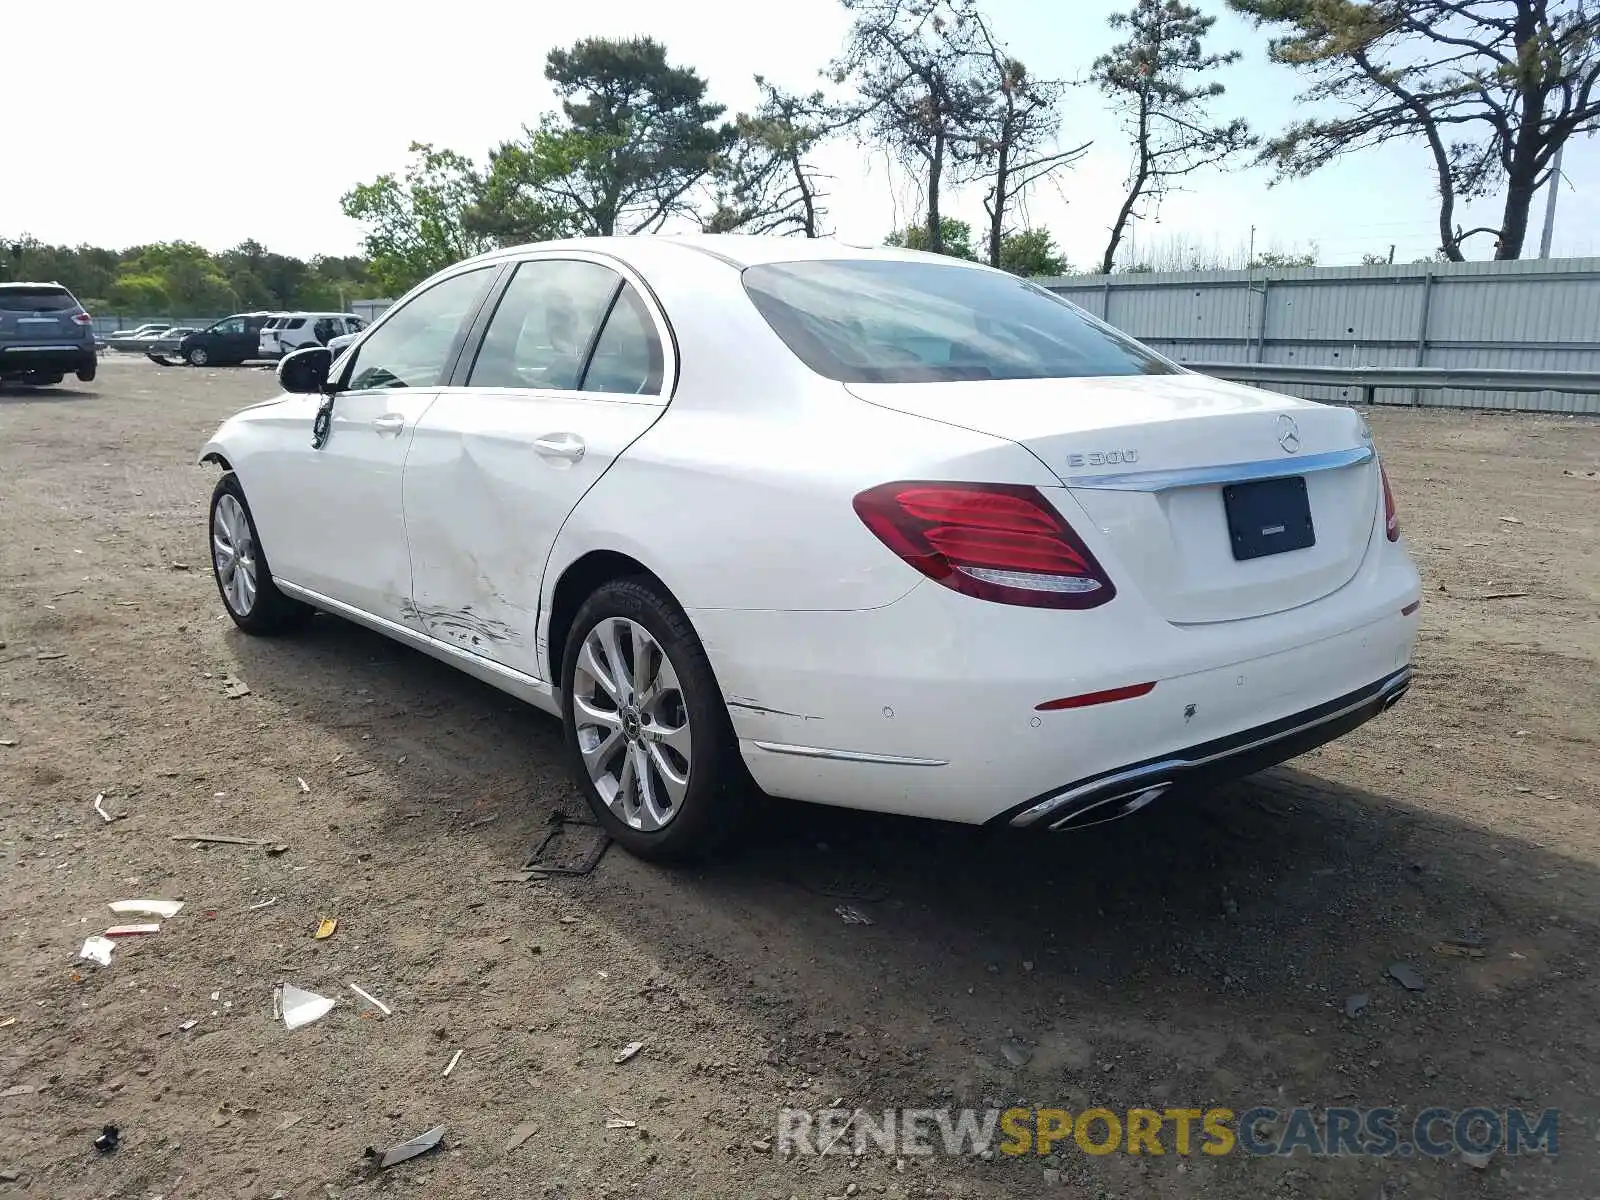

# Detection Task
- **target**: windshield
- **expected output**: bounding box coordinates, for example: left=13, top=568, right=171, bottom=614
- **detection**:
left=741, top=259, right=1175, bottom=384
left=0, top=285, right=78, bottom=314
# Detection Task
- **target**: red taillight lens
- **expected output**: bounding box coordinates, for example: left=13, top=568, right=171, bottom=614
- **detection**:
left=1380, top=463, right=1399, bottom=541
left=72, top=311, right=93, bottom=326
left=853, top=481, right=1116, bottom=609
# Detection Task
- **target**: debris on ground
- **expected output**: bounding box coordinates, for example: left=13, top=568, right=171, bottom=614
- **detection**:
left=171, top=833, right=278, bottom=847
left=278, top=983, right=335, bottom=1031
left=0, top=1016, right=15, bottom=1029
left=296, top=777, right=310, bottom=794
left=1498, top=515, right=1523, bottom=524
left=313, top=917, right=338, bottom=941
left=36, top=650, right=67, bottom=661
left=177, top=1019, right=198, bottom=1032
left=605, top=1118, right=637, bottom=1130
left=835, top=905, right=874, bottom=925
left=1461, top=1148, right=1494, bottom=1170
left=221, top=675, right=251, bottom=699
left=613, top=1041, right=645, bottom=1064
left=516, top=811, right=611, bottom=878
left=1, top=1085, right=36, bottom=1099
left=0, top=739, right=15, bottom=747
left=1434, top=938, right=1487, bottom=959
left=367, top=1124, right=445, bottom=1169
left=170, top=562, right=190, bottom=571
left=244, top=897, right=277, bottom=912
left=104, top=923, right=160, bottom=938
left=79, top=936, right=116, bottom=966
left=505, top=1121, right=539, bottom=1152
left=1387, top=962, right=1426, bottom=992
left=1475, top=592, right=1529, bottom=601
left=443, top=1049, right=464, bottom=1077
left=92, top=1125, right=120, bottom=1153
left=1000, top=1039, right=1033, bottom=1068
left=109, top=899, right=183, bottom=919
left=1344, top=993, right=1370, bottom=1018
left=92, top=793, right=122, bottom=824
left=348, top=983, right=391, bottom=1015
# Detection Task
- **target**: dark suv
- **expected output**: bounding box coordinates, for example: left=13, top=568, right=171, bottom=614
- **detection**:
left=176, top=313, right=273, bottom=367
left=0, top=282, right=98, bottom=386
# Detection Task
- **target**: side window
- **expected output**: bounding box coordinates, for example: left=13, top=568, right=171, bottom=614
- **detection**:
left=466, top=259, right=620, bottom=390
left=286, top=317, right=306, bottom=330
left=345, top=267, right=495, bottom=392
left=214, top=317, right=246, bottom=335
left=580, top=283, right=664, bottom=396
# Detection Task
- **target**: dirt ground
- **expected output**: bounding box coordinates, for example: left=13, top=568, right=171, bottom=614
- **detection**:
left=1, top=355, right=1597, bottom=1200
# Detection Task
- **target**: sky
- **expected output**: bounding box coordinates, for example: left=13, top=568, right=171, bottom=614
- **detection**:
left=3, top=0, right=1595, bottom=271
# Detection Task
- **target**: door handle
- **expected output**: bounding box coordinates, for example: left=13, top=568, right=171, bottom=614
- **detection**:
left=372, top=414, right=405, bottom=435
left=533, top=432, right=586, bottom=462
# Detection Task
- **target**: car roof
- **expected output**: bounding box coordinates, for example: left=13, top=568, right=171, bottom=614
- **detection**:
left=459, top=233, right=996, bottom=273
left=0, top=280, right=73, bottom=289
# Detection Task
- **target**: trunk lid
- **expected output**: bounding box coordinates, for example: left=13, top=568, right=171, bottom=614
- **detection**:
left=846, top=372, right=1378, bottom=625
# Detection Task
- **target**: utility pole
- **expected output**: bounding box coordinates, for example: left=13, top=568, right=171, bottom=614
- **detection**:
left=1538, top=142, right=1565, bottom=259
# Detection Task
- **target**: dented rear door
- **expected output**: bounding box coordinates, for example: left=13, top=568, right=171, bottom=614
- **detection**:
left=400, top=261, right=672, bottom=682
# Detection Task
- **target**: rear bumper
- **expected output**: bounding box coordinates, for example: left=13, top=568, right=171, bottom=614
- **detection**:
left=998, top=667, right=1410, bottom=829
left=0, top=346, right=95, bottom=375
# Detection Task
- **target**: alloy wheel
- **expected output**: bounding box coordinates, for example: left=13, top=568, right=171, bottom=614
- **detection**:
left=572, top=616, right=692, bottom=832
left=212, top=493, right=258, bottom=616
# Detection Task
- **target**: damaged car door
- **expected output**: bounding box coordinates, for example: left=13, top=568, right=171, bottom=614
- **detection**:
left=259, top=264, right=499, bottom=619
left=400, top=255, right=671, bottom=680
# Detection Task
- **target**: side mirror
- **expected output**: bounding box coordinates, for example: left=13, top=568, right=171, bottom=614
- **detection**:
left=278, top=345, right=333, bottom=394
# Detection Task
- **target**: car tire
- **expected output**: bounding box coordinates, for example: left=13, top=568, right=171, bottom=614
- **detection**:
left=77, top=358, right=96, bottom=382
left=561, top=577, right=749, bottom=862
left=208, top=472, right=312, bottom=636
left=186, top=346, right=209, bottom=367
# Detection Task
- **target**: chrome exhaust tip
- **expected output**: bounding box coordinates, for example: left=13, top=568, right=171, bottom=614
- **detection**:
left=1048, top=783, right=1171, bottom=831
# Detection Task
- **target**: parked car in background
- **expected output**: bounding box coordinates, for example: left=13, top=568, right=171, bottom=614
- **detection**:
left=197, top=235, right=1422, bottom=862
left=259, top=313, right=366, bottom=359
left=171, top=313, right=273, bottom=366
left=0, top=282, right=98, bottom=386
left=145, top=327, right=203, bottom=364
left=107, top=323, right=176, bottom=353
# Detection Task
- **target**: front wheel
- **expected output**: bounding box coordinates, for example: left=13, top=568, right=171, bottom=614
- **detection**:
left=209, top=473, right=311, bottom=635
left=561, top=578, right=748, bottom=862
left=186, top=346, right=209, bottom=367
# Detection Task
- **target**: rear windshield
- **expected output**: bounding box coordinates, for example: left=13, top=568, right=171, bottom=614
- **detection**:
left=0, top=285, right=79, bottom=314
left=741, top=260, right=1174, bottom=383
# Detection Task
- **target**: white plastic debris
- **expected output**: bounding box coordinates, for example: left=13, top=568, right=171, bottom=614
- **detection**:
left=109, top=900, right=183, bottom=919
left=80, top=936, right=115, bottom=966
left=93, top=794, right=116, bottom=823
left=613, top=1041, right=644, bottom=1064
left=348, top=983, right=391, bottom=1016
left=374, top=1124, right=445, bottom=1168
left=278, top=983, right=335, bottom=1031
left=296, top=777, right=310, bottom=794
left=443, top=1049, right=464, bottom=1077
left=104, top=923, right=159, bottom=937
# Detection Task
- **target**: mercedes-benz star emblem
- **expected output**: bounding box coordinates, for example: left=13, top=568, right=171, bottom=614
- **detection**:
left=1276, top=414, right=1302, bottom=454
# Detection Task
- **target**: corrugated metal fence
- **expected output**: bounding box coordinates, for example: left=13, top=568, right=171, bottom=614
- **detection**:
left=1040, top=257, right=1600, bottom=414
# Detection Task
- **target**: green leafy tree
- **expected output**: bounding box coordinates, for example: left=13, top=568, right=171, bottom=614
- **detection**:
left=884, top=216, right=979, bottom=258
left=1229, top=0, right=1600, bottom=260
left=1251, top=246, right=1319, bottom=268
left=117, top=242, right=238, bottom=311
left=341, top=142, right=494, bottom=295
left=998, top=228, right=1071, bottom=275
left=1092, top=0, right=1256, bottom=273
left=473, top=37, right=732, bottom=239
left=107, top=273, right=171, bottom=312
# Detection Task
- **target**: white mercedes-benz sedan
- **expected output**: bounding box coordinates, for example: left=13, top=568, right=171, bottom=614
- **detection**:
left=199, top=235, right=1421, bottom=860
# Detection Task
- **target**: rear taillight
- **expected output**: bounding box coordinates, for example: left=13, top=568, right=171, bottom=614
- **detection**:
left=852, top=481, right=1115, bottom=609
left=1380, top=463, right=1399, bottom=541
left=72, top=311, right=93, bottom=326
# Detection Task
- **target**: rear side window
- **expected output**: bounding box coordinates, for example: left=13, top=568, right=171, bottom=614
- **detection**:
left=0, top=285, right=78, bottom=313
left=581, top=283, right=663, bottom=396
left=741, top=260, right=1175, bottom=383
left=286, top=317, right=306, bottom=329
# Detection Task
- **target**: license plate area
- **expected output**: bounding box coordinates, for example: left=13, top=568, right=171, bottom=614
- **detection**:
left=1223, top=476, right=1315, bottom=561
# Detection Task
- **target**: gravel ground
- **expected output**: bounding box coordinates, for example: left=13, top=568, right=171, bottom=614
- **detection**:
left=1, top=355, right=1597, bottom=1199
